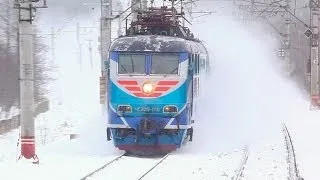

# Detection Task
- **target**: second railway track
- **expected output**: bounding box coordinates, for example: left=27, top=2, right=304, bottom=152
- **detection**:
left=282, top=123, right=304, bottom=180
left=232, top=145, right=249, bottom=180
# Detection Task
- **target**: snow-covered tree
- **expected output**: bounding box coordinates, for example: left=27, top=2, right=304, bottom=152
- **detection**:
left=0, top=0, right=52, bottom=112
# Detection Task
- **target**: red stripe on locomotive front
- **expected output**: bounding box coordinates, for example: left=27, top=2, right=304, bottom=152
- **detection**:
left=154, top=86, right=171, bottom=91
left=117, top=80, right=138, bottom=85
left=157, top=81, right=179, bottom=85
left=125, top=86, right=141, bottom=91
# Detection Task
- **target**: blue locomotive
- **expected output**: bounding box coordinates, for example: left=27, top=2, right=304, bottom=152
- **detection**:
left=105, top=3, right=210, bottom=154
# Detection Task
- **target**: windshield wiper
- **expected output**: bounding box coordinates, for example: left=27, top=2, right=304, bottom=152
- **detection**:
left=121, top=65, right=128, bottom=73
left=130, top=55, right=135, bottom=73
left=166, top=67, right=178, bottom=75
left=169, top=67, right=178, bottom=74
left=121, top=65, right=136, bottom=76
left=162, top=67, right=178, bottom=77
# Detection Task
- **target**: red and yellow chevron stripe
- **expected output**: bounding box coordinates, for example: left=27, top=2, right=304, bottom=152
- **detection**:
left=117, top=80, right=179, bottom=97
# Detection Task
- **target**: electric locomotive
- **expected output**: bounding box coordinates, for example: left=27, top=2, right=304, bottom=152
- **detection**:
left=105, top=2, right=210, bottom=155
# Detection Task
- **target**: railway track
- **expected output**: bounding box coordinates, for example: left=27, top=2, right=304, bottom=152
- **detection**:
left=282, top=123, right=304, bottom=180
left=232, top=145, right=249, bottom=180
left=80, top=153, right=170, bottom=180
left=80, top=153, right=127, bottom=180
left=136, top=153, right=170, bottom=180
left=79, top=125, right=305, bottom=180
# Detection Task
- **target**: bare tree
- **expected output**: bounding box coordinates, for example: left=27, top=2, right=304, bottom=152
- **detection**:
left=0, top=0, right=53, bottom=112
left=0, top=0, right=18, bottom=112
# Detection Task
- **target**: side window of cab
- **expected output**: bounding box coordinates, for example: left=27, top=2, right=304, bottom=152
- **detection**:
left=188, top=54, right=194, bottom=73
left=194, top=54, right=200, bottom=75
left=188, top=53, right=200, bottom=75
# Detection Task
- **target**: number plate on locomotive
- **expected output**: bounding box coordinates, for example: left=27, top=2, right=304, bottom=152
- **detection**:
left=135, top=107, right=161, bottom=112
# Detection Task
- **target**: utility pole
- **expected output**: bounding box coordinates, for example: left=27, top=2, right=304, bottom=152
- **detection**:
left=99, top=0, right=148, bottom=104
left=88, top=39, right=93, bottom=69
left=76, top=25, right=96, bottom=68
left=181, top=0, right=186, bottom=27
left=250, top=0, right=255, bottom=23
left=117, top=1, right=123, bottom=37
left=100, top=0, right=112, bottom=107
left=6, top=0, right=11, bottom=51
left=131, top=0, right=141, bottom=21
left=310, top=0, right=320, bottom=108
left=77, top=23, right=83, bottom=66
left=142, top=0, right=148, bottom=10
left=16, top=0, right=47, bottom=164
left=232, top=0, right=239, bottom=21
left=51, top=27, right=55, bottom=62
left=283, top=0, right=292, bottom=76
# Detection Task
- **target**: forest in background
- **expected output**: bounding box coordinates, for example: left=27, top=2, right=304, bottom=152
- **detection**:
left=0, top=0, right=52, bottom=112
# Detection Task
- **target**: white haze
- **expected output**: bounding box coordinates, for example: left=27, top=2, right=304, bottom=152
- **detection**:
left=178, top=2, right=308, bottom=155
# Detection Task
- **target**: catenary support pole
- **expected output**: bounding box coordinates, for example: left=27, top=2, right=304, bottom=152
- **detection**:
left=88, top=39, right=93, bottom=69
left=51, top=26, right=55, bottom=62
left=131, top=0, right=140, bottom=21
left=100, top=0, right=112, bottom=107
left=17, top=0, right=37, bottom=164
left=284, top=0, right=292, bottom=76
left=6, top=0, right=11, bottom=51
left=142, top=0, right=148, bottom=10
left=77, top=22, right=83, bottom=66
left=117, top=1, right=123, bottom=37
left=310, top=0, right=320, bottom=108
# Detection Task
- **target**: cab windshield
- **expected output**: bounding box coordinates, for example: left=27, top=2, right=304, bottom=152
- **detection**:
left=151, top=53, right=179, bottom=75
left=118, top=54, right=146, bottom=74
left=117, top=53, right=179, bottom=75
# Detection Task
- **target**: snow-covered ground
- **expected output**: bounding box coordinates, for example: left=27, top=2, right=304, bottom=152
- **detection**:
left=1, top=0, right=320, bottom=179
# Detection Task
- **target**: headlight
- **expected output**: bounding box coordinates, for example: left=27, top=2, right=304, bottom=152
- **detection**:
left=163, top=105, right=178, bottom=113
left=142, top=83, right=153, bottom=94
left=117, top=105, right=132, bottom=113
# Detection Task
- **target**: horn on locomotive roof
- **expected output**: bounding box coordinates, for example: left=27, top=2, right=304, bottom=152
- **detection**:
left=124, top=0, right=199, bottom=41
